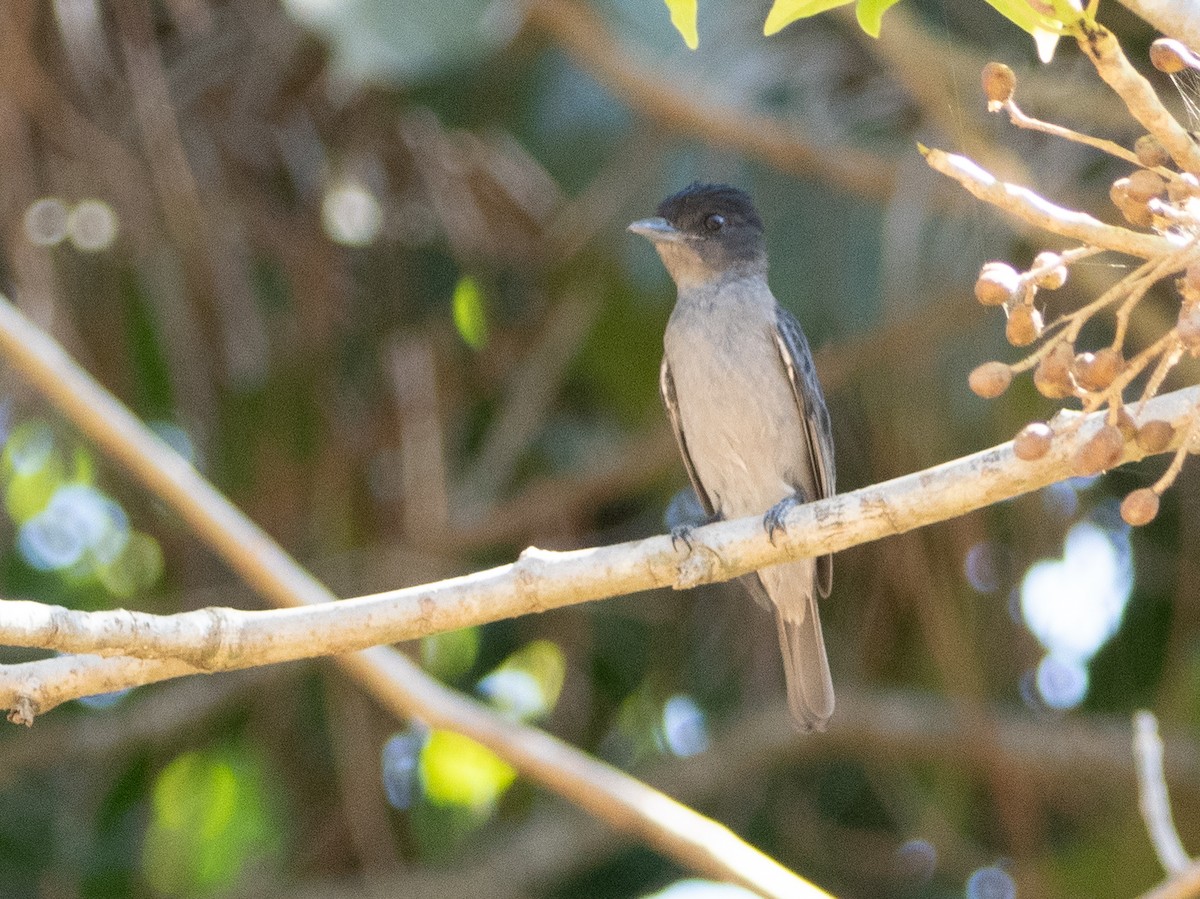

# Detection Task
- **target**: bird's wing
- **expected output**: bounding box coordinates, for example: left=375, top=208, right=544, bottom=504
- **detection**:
left=660, top=359, right=716, bottom=519
left=773, top=305, right=836, bottom=598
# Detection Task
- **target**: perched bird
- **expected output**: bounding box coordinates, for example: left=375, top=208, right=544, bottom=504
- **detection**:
left=629, top=182, right=837, bottom=732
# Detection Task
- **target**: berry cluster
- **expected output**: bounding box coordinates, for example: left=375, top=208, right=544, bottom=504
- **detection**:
left=969, top=51, right=1200, bottom=527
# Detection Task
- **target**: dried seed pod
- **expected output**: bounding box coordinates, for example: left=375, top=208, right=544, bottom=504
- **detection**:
left=1127, top=169, right=1167, bottom=202
left=1014, top=422, right=1053, bottom=460
left=1110, top=177, right=1154, bottom=226
left=1121, top=488, right=1160, bottom=526
left=1032, top=251, right=1068, bottom=290
left=1150, top=37, right=1199, bottom=74
left=1034, top=343, right=1074, bottom=398
left=974, top=262, right=1020, bottom=306
left=1118, top=194, right=1154, bottom=228
left=982, top=62, right=1016, bottom=109
left=1168, top=174, right=1200, bottom=202
left=1110, top=176, right=1131, bottom=207
left=969, top=361, right=1012, bottom=398
left=1136, top=419, right=1174, bottom=452
left=1134, top=134, right=1171, bottom=169
left=1072, top=348, right=1123, bottom=392
left=1178, top=305, right=1200, bottom=353
left=1070, top=424, right=1125, bottom=476
left=1006, top=304, right=1043, bottom=347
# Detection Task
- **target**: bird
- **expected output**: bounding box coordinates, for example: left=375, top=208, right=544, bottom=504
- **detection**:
left=628, top=182, right=837, bottom=732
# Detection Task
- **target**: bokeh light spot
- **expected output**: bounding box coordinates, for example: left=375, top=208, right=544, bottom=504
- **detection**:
left=97, top=531, right=164, bottom=598
left=23, top=198, right=69, bottom=247
left=143, top=746, right=283, bottom=897
left=964, top=541, right=1005, bottom=593
left=322, top=181, right=381, bottom=246
left=966, top=865, right=1016, bottom=899
left=894, top=838, right=937, bottom=886
left=381, top=728, right=426, bottom=810
left=660, top=694, right=709, bottom=757
left=4, top=421, right=55, bottom=478
left=476, top=639, right=566, bottom=721
left=150, top=420, right=199, bottom=467
left=1035, top=653, right=1089, bottom=710
left=1020, top=521, right=1132, bottom=666
left=67, top=199, right=119, bottom=252
left=18, top=511, right=87, bottom=571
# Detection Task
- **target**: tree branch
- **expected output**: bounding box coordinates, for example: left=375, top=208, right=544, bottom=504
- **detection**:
left=1115, top=0, right=1200, bottom=68
left=1135, top=710, right=1193, bottom=876
left=1074, top=19, right=1200, bottom=174
left=2, top=375, right=1197, bottom=704
left=0, top=292, right=830, bottom=899
left=921, top=146, right=1176, bottom=257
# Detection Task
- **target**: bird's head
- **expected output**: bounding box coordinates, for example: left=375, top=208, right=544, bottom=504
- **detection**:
left=628, top=183, right=766, bottom=288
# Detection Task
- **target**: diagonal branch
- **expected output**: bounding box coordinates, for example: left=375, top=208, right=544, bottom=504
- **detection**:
left=1116, top=0, right=1200, bottom=51
left=0, top=291, right=830, bottom=899
left=0, top=380, right=1197, bottom=681
left=921, top=146, right=1176, bottom=257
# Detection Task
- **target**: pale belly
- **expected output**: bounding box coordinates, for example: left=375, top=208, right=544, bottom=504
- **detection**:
left=665, top=319, right=808, bottom=519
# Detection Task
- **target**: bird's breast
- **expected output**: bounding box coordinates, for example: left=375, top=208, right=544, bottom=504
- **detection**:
left=664, top=299, right=808, bottom=518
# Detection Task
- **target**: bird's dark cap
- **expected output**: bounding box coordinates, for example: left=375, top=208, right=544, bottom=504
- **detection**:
left=655, top=182, right=763, bottom=235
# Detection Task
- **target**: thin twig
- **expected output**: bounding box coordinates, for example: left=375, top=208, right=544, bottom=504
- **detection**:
left=1073, top=19, right=1200, bottom=174
left=1134, top=710, right=1192, bottom=875
left=1002, top=98, right=1143, bottom=167
left=921, top=146, right=1175, bottom=258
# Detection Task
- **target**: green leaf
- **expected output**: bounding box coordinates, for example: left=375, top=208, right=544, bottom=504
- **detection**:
left=854, top=0, right=904, bottom=37
left=451, top=276, right=488, bottom=350
left=981, top=0, right=1062, bottom=34
left=764, top=0, right=853, bottom=37
left=420, top=730, right=516, bottom=811
left=142, top=747, right=283, bottom=897
left=664, top=0, right=699, bottom=48
left=420, top=627, right=481, bottom=682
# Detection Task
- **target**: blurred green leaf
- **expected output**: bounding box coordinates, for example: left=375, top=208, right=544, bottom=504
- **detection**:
left=142, top=746, right=283, bottom=898
left=3, top=423, right=63, bottom=523
left=420, top=729, right=516, bottom=811
left=764, top=0, right=853, bottom=37
left=663, top=0, right=699, bottom=49
left=764, top=0, right=1063, bottom=44
left=452, top=275, right=488, bottom=350
left=421, top=627, right=481, bottom=682
left=854, top=0, right=904, bottom=37
left=97, top=531, right=163, bottom=599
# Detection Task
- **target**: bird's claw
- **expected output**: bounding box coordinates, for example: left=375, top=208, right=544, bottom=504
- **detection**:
left=764, top=495, right=801, bottom=545
left=670, top=524, right=696, bottom=552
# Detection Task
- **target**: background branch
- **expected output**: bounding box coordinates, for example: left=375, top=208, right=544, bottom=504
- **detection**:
left=0, top=291, right=831, bottom=897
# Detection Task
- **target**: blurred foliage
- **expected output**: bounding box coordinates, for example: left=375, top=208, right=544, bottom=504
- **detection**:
left=0, top=0, right=1196, bottom=897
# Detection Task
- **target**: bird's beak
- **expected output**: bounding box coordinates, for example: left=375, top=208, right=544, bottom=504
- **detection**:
left=627, top=217, right=683, bottom=243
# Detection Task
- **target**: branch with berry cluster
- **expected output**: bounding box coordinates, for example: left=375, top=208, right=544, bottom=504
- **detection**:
left=924, top=28, right=1200, bottom=528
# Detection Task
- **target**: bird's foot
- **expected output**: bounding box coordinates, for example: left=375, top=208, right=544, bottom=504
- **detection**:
left=764, top=494, right=802, bottom=545
left=670, top=524, right=696, bottom=552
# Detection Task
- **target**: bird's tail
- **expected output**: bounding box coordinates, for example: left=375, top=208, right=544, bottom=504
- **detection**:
left=761, top=562, right=834, bottom=732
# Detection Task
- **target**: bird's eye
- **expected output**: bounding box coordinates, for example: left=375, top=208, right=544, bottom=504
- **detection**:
left=704, top=214, right=725, bottom=232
